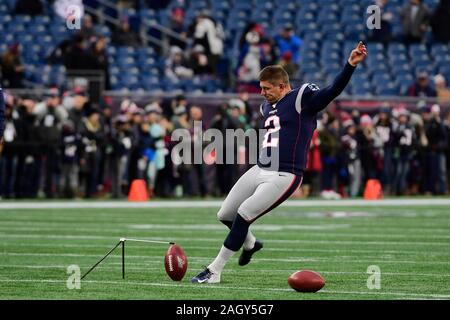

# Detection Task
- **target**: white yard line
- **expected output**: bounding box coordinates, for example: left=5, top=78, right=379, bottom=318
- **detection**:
left=1, top=252, right=449, bottom=265
left=2, top=242, right=449, bottom=257
left=1, top=241, right=448, bottom=254
left=2, top=225, right=450, bottom=239
left=0, top=224, right=353, bottom=233
left=1, top=264, right=450, bottom=278
left=2, top=233, right=449, bottom=246
left=0, top=278, right=448, bottom=299
left=0, top=199, right=450, bottom=209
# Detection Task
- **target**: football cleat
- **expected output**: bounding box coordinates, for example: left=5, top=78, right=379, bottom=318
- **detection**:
left=239, top=240, right=264, bottom=266
left=191, top=267, right=221, bottom=284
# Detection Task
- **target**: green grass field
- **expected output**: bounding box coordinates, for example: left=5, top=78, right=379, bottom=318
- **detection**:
left=0, top=200, right=449, bottom=300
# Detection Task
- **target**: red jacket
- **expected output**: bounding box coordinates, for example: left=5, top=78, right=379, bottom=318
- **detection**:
left=306, top=130, right=322, bottom=172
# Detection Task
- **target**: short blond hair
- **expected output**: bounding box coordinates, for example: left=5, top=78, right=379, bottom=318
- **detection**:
left=258, top=65, right=290, bottom=86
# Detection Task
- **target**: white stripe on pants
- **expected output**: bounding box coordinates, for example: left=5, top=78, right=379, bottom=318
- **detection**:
left=217, top=165, right=300, bottom=222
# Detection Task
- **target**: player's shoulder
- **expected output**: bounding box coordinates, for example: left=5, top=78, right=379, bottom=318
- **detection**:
left=298, top=82, right=321, bottom=101
left=305, top=83, right=320, bottom=91
left=290, top=83, right=321, bottom=98
left=291, top=83, right=321, bottom=113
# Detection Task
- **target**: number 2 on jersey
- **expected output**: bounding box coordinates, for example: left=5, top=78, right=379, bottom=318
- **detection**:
left=262, top=115, right=281, bottom=148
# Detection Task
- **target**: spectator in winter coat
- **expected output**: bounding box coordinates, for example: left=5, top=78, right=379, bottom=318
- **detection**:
left=407, top=71, right=437, bottom=97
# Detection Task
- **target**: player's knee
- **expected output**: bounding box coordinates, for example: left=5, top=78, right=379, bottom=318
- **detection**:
left=217, top=207, right=231, bottom=222
left=237, top=205, right=256, bottom=223
left=217, top=209, right=224, bottom=221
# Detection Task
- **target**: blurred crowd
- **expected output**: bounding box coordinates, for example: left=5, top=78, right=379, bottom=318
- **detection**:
left=0, top=88, right=258, bottom=199
left=1, top=87, right=450, bottom=199
left=307, top=102, right=450, bottom=199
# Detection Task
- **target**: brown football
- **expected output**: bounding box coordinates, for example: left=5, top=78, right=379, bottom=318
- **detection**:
left=288, top=270, right=325, bottom=292
left=164, top=244, right=188, bottom=281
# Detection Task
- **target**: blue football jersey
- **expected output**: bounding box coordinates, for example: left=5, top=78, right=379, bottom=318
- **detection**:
left=257, top=62, right=356, bottom=176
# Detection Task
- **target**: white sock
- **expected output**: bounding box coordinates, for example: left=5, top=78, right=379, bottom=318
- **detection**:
left=243, top=231, right=256, bottom=251
left=208, top=245, right=236, bottom=274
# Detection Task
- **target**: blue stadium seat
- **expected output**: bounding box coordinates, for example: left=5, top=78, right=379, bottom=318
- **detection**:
left=389, top=53, right=408, bottom=64
left=395, top=74, right=414, bottom=86
left=321, top=52, right=341, bottom=64
left=117, top=46, right=136, bottom=57
left=302, top=31, right=322, bottom=43
left=116, top=57, right=136, bottom=69
left=137, top=57, right=156, bottom=68
left=297, top=22, right=319, bottom=37
left=438, top=66, right=450, bottom=77
left=392, top=63, right=413, bottom=76
left=431, top=44, right=449, bottom=57
left=0, top=43, right=7, bottom=54
left=367, top=42, right=384, bottom=53
left=371, top=63, right=389, bottom=74
left=296, top=11, right=314, bottom=24
left=13, top=15, right=32, bottom=26
left=31, top=16, right=50, bottom=25
left=372, top=73, right=392, bottom=84
left=120, top=75, right=140, bottom=90
left=136, top=47, right=155, bottom=57
left=352, top=83, right=373, bottom=96
left=255, top=1, right=275, bottom=11
left=276, top=0, right=297, bottom=6
left=316, top=0, right=336, bottom=6
left=278, top=1, right=298, bottom=12
left=367, top=52, right=386, bottom=64
left=409, top=43, right=428, bottom=55
left=344, top=23, right=366, bottom=41
left=376, top=83, right=399, bottom=96
left=106, top=46, right=117, bottom=57
left=322, top=23, right=341, bottom=36
left=388, top=43, right=407, bottom=55
left=317, top=12, right=338, bottom=25
left=110, top=76, right=120, bottom=90
left=323, top=66, right=342, bottom=78
left=109, top=66, right=120, bottom=76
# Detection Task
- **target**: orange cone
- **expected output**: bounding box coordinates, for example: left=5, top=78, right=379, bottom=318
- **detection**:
left=128, top=179, right=149, bottom=201
left=363, top=179, right=383, bottom=200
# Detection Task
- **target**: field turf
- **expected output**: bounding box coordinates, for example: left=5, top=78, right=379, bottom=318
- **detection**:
left=0, top=201, right=449, bottom=300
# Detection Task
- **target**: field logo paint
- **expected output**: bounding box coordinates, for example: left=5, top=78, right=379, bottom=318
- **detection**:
left=367, top=265, right=381, bottom=290
left=366, top=5, right=381, bottom=30
left=66, top=264, right=81, bottom=289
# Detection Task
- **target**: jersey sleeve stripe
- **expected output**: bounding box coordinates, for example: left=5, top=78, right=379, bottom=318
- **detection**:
left=295, top=83, right=309, bottom=113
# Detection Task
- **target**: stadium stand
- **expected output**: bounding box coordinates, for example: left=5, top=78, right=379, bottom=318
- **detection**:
left=0, top=0, right=448, bottom=95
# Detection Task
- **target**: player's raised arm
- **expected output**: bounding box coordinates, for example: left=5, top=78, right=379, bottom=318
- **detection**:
left=303, top=41, right=368, bottom=113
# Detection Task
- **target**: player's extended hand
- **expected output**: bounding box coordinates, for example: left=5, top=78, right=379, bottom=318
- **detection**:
left=348, top=41, right=368, bottom=67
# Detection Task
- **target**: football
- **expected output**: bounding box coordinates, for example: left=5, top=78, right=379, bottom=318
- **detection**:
left=164, top=244, right=188, bottom=281
left=288, top=270, right=325, bottom=293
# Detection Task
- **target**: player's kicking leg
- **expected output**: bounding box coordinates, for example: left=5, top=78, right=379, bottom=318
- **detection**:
left=191, top=165, right=260, bottom=284
left=215, top=165, right=265, bottom=264
left=191, top=168, right=302, bottom=283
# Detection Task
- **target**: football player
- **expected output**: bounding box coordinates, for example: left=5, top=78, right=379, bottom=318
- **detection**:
left=191, top=42, right=367, bottom=283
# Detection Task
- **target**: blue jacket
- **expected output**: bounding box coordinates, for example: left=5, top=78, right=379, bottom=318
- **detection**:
left=274, top=34, right=302, bottom=64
